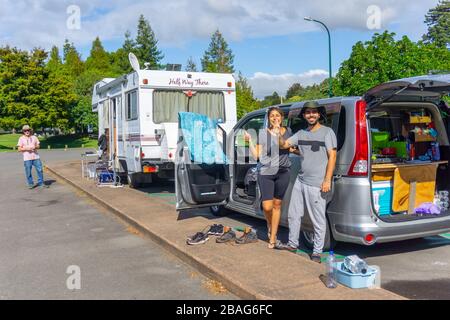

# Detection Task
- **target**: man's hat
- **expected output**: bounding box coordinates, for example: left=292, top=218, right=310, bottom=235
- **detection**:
left=300, top=101, right=326, bottom=120
left=22, top=125, right=31, bottom=131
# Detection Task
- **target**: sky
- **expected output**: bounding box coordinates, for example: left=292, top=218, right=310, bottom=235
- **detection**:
left=0, top=0, right=440, bottom=98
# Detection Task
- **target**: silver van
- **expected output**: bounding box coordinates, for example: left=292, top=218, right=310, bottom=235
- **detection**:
left=175, top=74, right=450, bottom=250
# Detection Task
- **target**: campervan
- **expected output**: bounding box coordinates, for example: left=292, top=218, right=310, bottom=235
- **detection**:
left=92, top=54, right=237, bottom=187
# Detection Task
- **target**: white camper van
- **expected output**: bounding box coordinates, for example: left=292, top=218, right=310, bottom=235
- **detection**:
left=92, top=55, right=237, bottom=187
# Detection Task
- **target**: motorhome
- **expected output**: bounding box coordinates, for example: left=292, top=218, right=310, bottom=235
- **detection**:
left=92, top=54, right=237, bottom=187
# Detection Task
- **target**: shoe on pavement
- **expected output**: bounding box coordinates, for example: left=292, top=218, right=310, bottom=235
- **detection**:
left=38, top=184, right=49, bottom=189
left=207, top=224, right=224, bottom=236
left=310, top=253, right=322, bottom=264
left=186, top=232, right=209, bottom=245
left=235, top=227, right=258, bottom=244
left=216, top=227, right=236, bottom=243
left=274, top=241, right=297, bottom=252
left=28, top=185, right=35, bottom=189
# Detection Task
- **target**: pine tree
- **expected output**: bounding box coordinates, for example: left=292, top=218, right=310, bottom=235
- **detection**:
left=46, top=46, right=63, bottom=75
left=135, top=15, right=164, bottom=69
left=185, top=56, right=198, bottom=72
left=235, top=72, right=259, bottom=119
left=201, top=30, right=234, bottom=73
left=63, top=39, right=84, bottom=77
left=110, top=30, right=137, bottom=75
left=85, top=37, right=111, bottom=73
left=423, top=0, right=450, bottom=48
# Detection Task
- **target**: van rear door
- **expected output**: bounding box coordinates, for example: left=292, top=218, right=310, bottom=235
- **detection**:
left=364, top=74, right=450, bottom=109
left=175, top=112, right=231, bottom=210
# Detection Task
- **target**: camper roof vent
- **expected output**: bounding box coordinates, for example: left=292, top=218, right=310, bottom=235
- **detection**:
left=166, top=64, right=182, bottom=71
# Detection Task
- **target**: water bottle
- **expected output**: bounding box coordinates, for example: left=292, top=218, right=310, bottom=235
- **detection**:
left=325, top=251, right=337, bottom=288
left=342, top=255, right=368, bottom=274
left=431, top=142, right=440, bottom=161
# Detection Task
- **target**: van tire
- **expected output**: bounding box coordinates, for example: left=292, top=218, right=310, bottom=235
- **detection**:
left=210, top=205, right=230, bottom=217
left=300, top=218, right=337, bottom=252
left=127, top=173, right=141, bottom=189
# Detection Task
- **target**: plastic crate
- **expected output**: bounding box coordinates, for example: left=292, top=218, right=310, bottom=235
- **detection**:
left=335, top=262, right=378, bottom=289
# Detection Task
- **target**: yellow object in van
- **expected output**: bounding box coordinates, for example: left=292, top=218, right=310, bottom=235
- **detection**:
left=392, top=165, right=437, bottom=213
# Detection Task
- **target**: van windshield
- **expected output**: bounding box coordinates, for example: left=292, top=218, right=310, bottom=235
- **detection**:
left=153, top=90, right=225, bottom=123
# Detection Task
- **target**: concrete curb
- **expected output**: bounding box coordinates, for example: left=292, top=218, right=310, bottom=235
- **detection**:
left=45, top=164, right=406, bottom=300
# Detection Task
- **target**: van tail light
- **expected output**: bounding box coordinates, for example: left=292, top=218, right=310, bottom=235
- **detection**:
left=348, top=100, right=368, bottom=176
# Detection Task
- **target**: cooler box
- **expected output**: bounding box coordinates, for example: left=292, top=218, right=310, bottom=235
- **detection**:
left=372, top=181, right=393, bottom=216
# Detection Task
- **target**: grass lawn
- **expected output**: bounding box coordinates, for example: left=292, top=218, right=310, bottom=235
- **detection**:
left=0, top=133, right=97, bottom=152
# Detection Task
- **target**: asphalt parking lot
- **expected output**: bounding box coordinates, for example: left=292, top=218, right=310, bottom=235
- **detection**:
left=0, top=149, right=236, bottom=299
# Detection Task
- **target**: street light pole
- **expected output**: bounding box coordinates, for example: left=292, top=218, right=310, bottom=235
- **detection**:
left=304, top=17, right=333, bottom=97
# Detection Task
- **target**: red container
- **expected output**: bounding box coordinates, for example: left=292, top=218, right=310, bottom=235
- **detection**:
left=381, top=147, right=396, bottom=156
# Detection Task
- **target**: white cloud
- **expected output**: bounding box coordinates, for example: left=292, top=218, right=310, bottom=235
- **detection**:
left=248, top=69, right=329, bottom=99
left=0, top=0, right=438, bottom=51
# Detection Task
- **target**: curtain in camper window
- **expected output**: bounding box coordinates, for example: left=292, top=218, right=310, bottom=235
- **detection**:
left=189, top=92, right=225, bottom=121
left=153, top=90, right=225, bottom=123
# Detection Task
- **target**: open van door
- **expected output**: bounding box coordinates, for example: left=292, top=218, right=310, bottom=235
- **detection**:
left=175, top=112, right=231, bottom=210
left=364, top=74, right=450, bottom=110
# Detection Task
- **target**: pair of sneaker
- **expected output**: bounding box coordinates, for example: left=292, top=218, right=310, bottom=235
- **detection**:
left=186, top=224, right=225, bottom=245
left=216, top=226, right=258, bottom=244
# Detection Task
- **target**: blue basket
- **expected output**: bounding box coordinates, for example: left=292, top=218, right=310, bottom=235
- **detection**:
left=334, top=262, right=378, bottom=289
left=98, top=171, right=114, bottom=183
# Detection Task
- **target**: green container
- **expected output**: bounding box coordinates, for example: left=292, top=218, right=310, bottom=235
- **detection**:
left=386, top=141, right=408, bottom=159
left=371, top=131, right=390, bottom=150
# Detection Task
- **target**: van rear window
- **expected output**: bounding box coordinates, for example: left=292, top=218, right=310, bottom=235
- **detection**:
left=153, top=90, right=225, bottom=123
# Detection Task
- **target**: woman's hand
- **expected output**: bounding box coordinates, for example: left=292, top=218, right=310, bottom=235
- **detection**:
left=321, top=179, right=332, bottom=193
left=243, top=131, right=252, bottom=142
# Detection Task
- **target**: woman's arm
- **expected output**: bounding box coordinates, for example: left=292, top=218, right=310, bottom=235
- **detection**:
left=244, top=131, right=261, bottom=160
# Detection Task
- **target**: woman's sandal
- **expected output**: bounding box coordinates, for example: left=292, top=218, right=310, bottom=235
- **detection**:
left=268, top=241, right=276, bottom=249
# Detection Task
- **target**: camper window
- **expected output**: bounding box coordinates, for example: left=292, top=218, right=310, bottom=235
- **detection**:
left=126, top=91, right=138, bottom=120
left=153, top=90, right=225, bottom=123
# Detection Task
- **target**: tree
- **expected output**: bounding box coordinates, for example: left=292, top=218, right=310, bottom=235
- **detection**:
left=259, top=92, right=282, bottom=108
left=201, top=30, right=234, bottom=73
left=335, top=31, right=450, bottom=96
left=111, top=30, right=137, bottom=75
left=235, top=72, right=259, bottom=119
left=135, top=15, right=164, bottom=69
left=423, top=0, right=450, bottom=48
left=0, top=47, right=76, bottom=131
left=85, top=37, right=111, bottom=74
left=286, top=81, right=329, bottom=102
left=46, top=46, right=63, bottom=75
left=185, top=56, right=198, bottom=72
left=286, top=83, right=306, bottom=100
left=63, top=39, right=84, bottom=77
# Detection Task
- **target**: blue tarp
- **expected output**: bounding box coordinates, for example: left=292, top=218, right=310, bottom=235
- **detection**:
left=178, top=112, right=227, bottom=164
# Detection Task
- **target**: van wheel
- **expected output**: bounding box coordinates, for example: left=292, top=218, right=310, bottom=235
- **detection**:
left=210, top=205, right=229, bottom=217
left=127, top=173, right=141, bottom=188
left=300, top=220, right=337, bottom=252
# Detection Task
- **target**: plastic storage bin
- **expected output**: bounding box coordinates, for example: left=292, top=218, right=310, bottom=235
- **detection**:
left=334, top=262, right=378, bottom=289
left=372, top=181, right=393, bottom=216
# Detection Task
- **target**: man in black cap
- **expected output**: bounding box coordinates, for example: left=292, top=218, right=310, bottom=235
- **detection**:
left=276, top=101, right=337, bottom=263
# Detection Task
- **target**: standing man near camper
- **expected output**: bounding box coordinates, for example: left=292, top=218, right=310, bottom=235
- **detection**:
left=276, top=101, right=337, bottom=263
left=17, top=125, right=48, bottom=189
